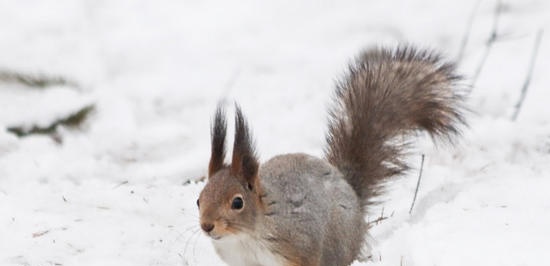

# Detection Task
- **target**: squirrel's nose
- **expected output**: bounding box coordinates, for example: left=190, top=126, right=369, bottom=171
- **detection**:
left=201, top=223, right=215, bottom=233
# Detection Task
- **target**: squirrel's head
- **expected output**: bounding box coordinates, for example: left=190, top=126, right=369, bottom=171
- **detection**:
left=197, top=104, right=263, bottom=240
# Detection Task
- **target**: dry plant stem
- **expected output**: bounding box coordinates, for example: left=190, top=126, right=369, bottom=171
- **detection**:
left=471, top=0, right=502, bottom=87
left=457, top=0, right=483, bottom=63
left=0, top=70, right=78, bottom=89
left=512, top=29, right=544, bottom=121
left=409, top=154, right=425, bottom=215
left=220, top=68, right=241, bottom=102
left=367, top=214, right=389, bottom=226
left=7, top=104, right=95, bottom=137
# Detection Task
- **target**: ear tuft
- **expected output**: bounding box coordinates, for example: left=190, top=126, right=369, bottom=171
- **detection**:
left=208, top=104, right=227, bottom=177
left=231, top=104, right=259, bottom=187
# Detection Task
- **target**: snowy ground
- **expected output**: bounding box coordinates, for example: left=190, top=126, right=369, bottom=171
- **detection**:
left=0, top=0, right=549, bottom=265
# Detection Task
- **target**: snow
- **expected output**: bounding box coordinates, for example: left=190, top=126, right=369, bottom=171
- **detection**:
left=0, top=0, right=549, bottom=265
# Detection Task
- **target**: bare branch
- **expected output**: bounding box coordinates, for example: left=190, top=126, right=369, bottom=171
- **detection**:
left=0, top=70, right=79, bottom=89
left=7, top=104, right=95, bottom=139
left=220, top=68, right=241, bottom=102
left=409, top=154, right=425, bottom=215
left=512, top=29, right=544, bottom=121
left=471, top=0, right=503, bottom=87
left=457, top=0, right=483, bottom=63
left=366, top=208, right=394, bottom=227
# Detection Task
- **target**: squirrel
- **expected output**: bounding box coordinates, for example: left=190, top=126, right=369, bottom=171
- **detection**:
left=196, top=46, right=466, bottom=266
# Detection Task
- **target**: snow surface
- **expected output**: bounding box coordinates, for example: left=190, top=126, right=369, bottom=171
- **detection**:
left=0, top=0, right=549, bottom=265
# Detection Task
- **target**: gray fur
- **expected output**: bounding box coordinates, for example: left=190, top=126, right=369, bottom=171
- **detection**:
left=258, top=153, right=364, bottom=265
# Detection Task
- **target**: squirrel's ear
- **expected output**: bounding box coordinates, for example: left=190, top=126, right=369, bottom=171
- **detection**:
left=231, top=105, right=259, bottom=189
left=208, top=104, right=227, bottom=178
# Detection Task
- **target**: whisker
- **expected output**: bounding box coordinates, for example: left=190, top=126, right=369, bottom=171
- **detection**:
left=192, top=229, right=203, bottom=266
left=163, top=222, right=198, bottom=261
left=183, top=228, right=201, bottom=262
left=179, top=224, right=201, bottom=235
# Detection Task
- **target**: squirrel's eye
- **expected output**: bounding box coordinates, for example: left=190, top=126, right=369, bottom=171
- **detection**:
left=196, top=199, right=200, bottom=208
left=231, top=197, right=244, bottom=210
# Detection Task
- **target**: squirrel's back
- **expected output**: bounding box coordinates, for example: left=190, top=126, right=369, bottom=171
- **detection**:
left=198, top=46, right=466, bottom=266
left=259, top=153, right=363, bottom=265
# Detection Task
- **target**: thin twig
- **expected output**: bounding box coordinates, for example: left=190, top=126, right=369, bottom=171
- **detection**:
left=7, top=104, right=95, bottom=138
left=0, top=70, right=79, bottom=89
left=457, top=0, right=483, bottom=63
left=366, top=208, right=394, bottom=227
left=32, top=230, right=50, bottom=238
left=471, top=0, right=502, bottom=87
left=113, top=180, right=129, bottom=189
left=512, top=29, right=544, bottom=121
left=220, top=68, right=241, bottom=101
left=366, top=214, right=390, bottom=226
left=409, top=154, right=425, bottom=215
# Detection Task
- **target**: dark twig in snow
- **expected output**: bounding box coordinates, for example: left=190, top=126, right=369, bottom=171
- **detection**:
left=367, top=215, right=389, bottom=226
left=367, top=207, right=394, bottom=227
left=512, top=29, right=544, bottom=121
left=0, top=70, right=79, bottom=89
left=32, top=230, right=50, bottom=238
left=409, top=154, right=425, bottom=215
left=113, top=180, right=129, bottom=189
left=471, top=0, right=503, bottom=87
left=457, top=0, right=483, bottom=63
left=7, top=104, right=95, bottom=138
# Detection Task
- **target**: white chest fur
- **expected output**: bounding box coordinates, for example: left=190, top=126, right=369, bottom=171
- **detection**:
left=212, top=233, right=286, bottom=266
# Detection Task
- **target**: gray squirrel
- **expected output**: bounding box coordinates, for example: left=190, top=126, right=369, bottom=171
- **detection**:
left=196, top=46, right=466, bottom=266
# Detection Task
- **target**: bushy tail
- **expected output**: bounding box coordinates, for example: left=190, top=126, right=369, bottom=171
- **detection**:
left=324, top=46, right=466, bottom=210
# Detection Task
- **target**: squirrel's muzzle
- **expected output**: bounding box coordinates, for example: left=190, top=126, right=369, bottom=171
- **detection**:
left=201, top=222, right=215, bottom=233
